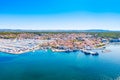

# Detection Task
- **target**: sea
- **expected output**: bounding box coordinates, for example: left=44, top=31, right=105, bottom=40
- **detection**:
left=0, top=43, right=120, bottom=80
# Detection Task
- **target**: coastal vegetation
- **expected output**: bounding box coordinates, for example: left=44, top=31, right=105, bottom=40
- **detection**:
left=88, top=32, right=120, bottom=38
left=0, top=31, right=120, bottom=39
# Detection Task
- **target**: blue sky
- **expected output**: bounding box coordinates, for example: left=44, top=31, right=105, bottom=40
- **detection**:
left=0, top=0, right=120, bottom=30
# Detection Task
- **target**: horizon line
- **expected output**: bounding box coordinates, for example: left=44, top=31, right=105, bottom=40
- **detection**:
left=0, top=29, right=120, bottom=31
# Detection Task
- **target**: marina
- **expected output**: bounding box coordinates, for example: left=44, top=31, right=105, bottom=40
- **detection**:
left=0, top=39, right=53, bottom=54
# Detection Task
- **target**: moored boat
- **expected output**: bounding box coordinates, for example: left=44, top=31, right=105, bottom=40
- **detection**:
left=81, top=49, right=99, bottom=56
left=51, top=48, right=66, bottom=52
left=90, top=51, right=99, bottom=56
left=82, top=49, right=90, bottom=55
left=65, top=49, right=73, bottom=53
left=73, top=49, right=79, bottom=52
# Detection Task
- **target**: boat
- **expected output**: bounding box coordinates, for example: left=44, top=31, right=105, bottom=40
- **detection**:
left=65, top=49, right=73, bottom=53
left=89, top=51, right=99, bottom=56
left=81, top=49, right=99, bottom=56
left=84, top=51, right=90, bottom=55
left=82, top=49, right=90, bottom=55
left=73, top=49, right=79, bottom=52
left=51, top=48, right=66, bottom=52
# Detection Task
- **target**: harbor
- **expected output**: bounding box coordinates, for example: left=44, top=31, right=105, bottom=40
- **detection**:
left=0, top=33, right=114, bottom=55
left=0, top=39, right=53, bottom=54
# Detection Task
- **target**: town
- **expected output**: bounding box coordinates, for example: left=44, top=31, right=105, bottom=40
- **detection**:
left=0, top=32, right=113, bottom=55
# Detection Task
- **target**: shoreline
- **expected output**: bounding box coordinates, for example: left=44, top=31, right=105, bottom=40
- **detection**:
left=0, top=42, right=113, bottom=55
left=0, top=44, right=107, bottom=54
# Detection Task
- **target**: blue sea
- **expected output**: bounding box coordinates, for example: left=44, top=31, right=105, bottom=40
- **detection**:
left=0, top=43, right=120, bottom=80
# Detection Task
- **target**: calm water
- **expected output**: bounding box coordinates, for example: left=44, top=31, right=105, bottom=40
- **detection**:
left=0, top=43, right=120, bottom=80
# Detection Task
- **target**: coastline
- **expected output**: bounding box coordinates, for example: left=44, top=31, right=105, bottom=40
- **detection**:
left=0, top=43, right=107, bottom=54
left=0, top=32, right=111, bottom=54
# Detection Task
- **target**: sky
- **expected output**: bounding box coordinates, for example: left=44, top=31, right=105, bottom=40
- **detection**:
left=0, top=0, right=120, bottom=30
